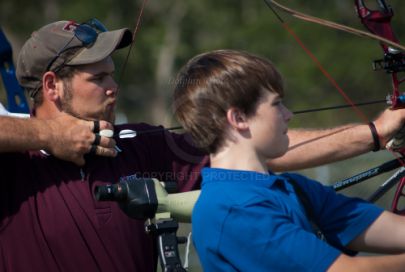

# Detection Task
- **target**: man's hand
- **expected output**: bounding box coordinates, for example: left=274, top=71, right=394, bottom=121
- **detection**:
left=373, top=107, right=405, bottom=148
left=0, top=113, right=118, bottom=165
left=45, top=114, right=117, bottom=166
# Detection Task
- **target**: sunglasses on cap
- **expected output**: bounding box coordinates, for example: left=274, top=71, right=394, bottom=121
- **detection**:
left=29, top=19, right=108, bottom=99
left=45, top=18, right=108, bottom=72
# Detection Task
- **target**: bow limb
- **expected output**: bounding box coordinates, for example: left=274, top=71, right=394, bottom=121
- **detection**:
left=0, top=28, right=29, bottom=113
left=264, top=0, right=405, bottom=52
left=355, top=0, right=399, bottom=48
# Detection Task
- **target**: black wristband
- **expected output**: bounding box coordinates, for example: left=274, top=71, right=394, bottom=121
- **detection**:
left=368, top=122, right=380, bottom=152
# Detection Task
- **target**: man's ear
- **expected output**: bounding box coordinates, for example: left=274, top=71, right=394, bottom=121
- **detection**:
left=226, top=107, right=249, bottom=131
left=42, top=71, right=62, bottom=102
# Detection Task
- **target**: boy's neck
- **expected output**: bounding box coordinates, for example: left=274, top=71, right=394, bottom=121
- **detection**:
left=210, top=143, right=269, bottom=174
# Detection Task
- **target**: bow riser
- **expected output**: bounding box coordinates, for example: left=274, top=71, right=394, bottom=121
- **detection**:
left=355, top=0, right=405, bottom=109
left=355, top=0, right=405, bottom=213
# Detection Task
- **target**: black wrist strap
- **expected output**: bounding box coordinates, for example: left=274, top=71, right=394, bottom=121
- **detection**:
left=368, top=122, right=380, bottom=152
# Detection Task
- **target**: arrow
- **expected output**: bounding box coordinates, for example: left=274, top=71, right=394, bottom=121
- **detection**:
left=100, top=126, right=183, bottom=139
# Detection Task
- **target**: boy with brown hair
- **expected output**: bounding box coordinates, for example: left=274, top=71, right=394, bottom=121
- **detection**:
left=174, top=49, right=405, bottom=271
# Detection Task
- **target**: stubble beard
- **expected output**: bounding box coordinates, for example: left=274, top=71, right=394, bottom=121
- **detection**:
left=60, top=80, right=115, bottom=123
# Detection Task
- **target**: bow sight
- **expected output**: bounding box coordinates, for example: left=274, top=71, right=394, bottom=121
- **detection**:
left=373, top=47, right=405, bottom=74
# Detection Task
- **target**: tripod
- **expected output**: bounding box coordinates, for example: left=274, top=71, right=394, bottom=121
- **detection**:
left=95, top=178, right=189, bottom=271
left=146, top=218, right=188, bottom=272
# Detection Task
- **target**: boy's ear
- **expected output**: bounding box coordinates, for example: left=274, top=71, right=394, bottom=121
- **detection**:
left=226, top=108, right=249, bottom=130
left=42, top=71, right=62, bottom=102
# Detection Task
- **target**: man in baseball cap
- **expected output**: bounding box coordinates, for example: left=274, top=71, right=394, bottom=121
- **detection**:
left=13, top=18, right=133, bottom=160
left=17, top=19, right=132, bottom=103
left=1, top=19, right=204, bottom=271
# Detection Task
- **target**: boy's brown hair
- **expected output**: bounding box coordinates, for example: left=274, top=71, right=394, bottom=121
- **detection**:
left=173, top=49, right=284, bottom=153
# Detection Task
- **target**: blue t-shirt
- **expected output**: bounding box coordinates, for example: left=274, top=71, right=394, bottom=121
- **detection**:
left=192, top=168, right=384, bottom=272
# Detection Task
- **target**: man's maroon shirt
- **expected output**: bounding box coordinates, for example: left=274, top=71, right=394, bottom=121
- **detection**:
left=0, top=123, right=208, bottom=271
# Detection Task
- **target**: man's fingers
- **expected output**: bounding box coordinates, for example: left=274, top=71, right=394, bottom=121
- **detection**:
left=89, top=145, right=98, bottom=155
left=99, top=120, right=114, bottom=131
left=93, top=120, right=100, bottom=133
left=100, top=129, right=114, bottom=138
left=98, top=135, right=116, bottom=148
left=81, top=120, right=117, bottom=158
left=97, top=146, right=117, bottom=157
left=93, top=134, right=101, bottom=146
left=88, top=145, right=117, bottom=157
left=88, top=134, right=117, bottom=156
left=46, top=114, right=118, bottom=164
left=88, top=120, right=114, bottom=133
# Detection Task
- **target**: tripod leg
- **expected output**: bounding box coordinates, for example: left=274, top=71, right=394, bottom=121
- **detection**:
left=146, top=218, right=187, bottom=272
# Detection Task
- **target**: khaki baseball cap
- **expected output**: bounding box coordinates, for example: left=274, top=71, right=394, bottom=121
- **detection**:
left=16, top=19, right=132, bottom=91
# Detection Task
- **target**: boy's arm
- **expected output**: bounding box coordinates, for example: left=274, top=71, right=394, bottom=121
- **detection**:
left=329, top=253, right=405, bottom=272
left=268, top=107, right=405, bottom=171
left=347, top=211, right=405, bottom=254
left=0, top=114, right=116, bottom=165
left=268, top=124, right=373, bottom=171
left=328, top=211, right=405, bottom=272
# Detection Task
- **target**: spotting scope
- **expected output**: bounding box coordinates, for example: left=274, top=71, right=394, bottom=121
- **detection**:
left=94, top=178, right=200, bottom=222
left=94, top=178, right=200, bottom=272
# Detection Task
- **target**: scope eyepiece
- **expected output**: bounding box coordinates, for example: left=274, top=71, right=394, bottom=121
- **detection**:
left=94, top=184, right=127, bottom=201
left=94, top=179, right=158, bottom=220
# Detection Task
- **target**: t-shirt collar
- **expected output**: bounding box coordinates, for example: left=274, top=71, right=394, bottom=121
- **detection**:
left=201, top=167, right=285, bottom=189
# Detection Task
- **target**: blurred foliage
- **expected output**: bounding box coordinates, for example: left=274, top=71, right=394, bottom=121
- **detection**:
left=2, top=1, right=405, bottom=271
left=1, top=0, right=405, bottom=127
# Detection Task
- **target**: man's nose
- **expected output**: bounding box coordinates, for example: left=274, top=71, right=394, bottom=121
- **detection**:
left=106, top=79, right=118, bottom=96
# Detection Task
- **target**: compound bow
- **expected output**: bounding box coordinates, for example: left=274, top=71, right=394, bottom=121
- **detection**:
left=354, top=0, right=405, bottom=214
left=265, top=0, right=405, bottom=214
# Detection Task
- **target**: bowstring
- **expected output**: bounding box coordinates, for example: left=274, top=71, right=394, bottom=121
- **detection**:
left=266, top=1, right=370, bottom=124
left=117, top=0, right=149, bottom=88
